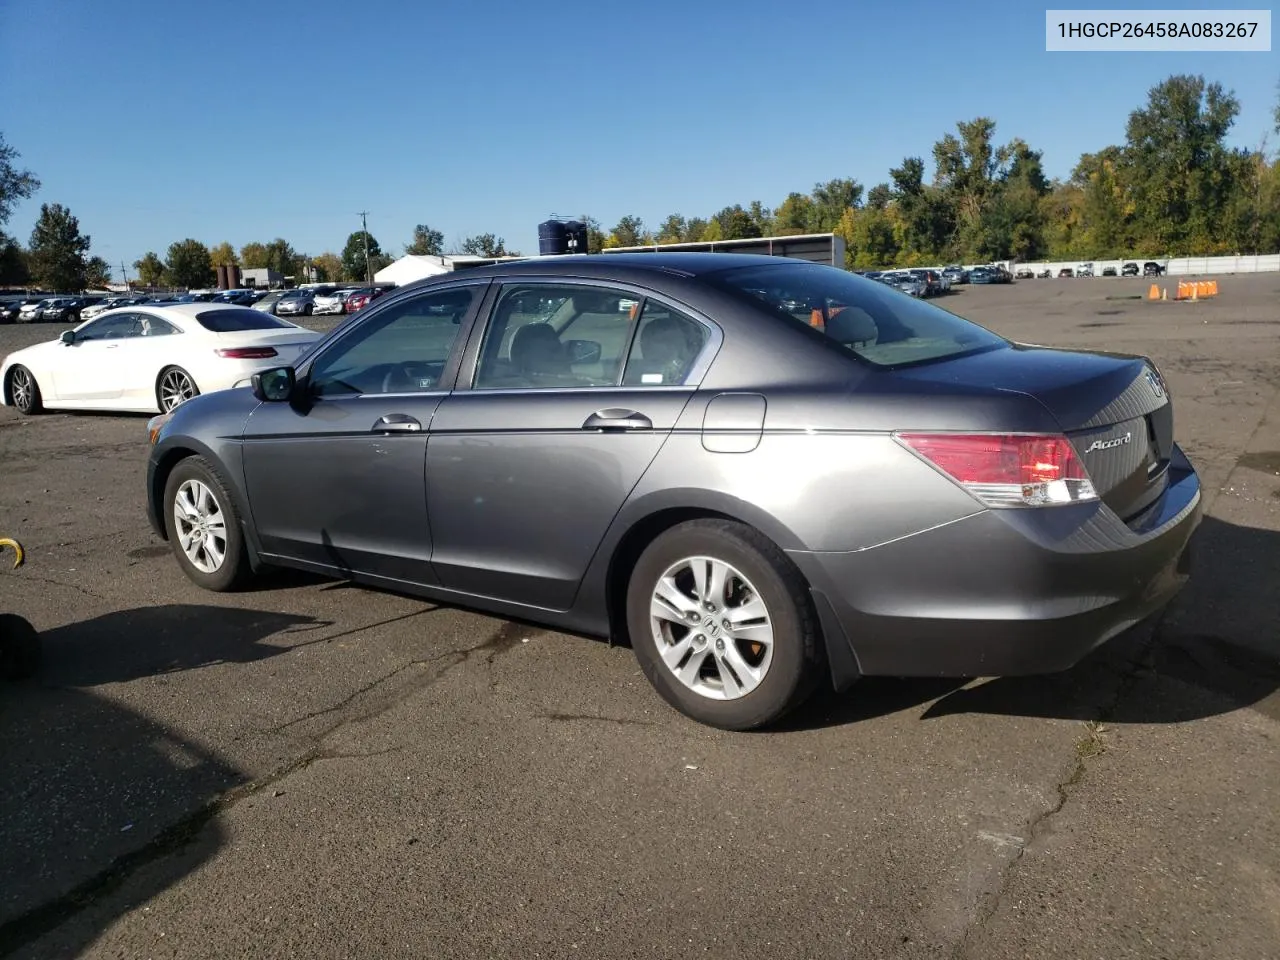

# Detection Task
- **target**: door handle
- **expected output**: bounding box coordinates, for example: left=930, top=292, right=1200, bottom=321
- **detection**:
left=372, top=413, right=422, bottom=433
left=582, top=408, right=653, bottom=431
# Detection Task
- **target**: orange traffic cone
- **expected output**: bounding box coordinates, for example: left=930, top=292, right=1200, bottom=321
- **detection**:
left=1148, top=283, right=1159, bottom=300
left=1209, top=279, right=1219, bottom=296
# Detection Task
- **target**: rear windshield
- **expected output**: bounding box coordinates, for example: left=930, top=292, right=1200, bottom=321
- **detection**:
left=709, top=261, right=1006, bottom=368
left=195, top=308, right=293, bottom=332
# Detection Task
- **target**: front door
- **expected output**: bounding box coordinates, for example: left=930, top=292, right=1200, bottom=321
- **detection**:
left=240, top=282, right=487, bottom=585
left=54, top=312, right=143, bottom=400
left=427, top=281, right=715, bottom=610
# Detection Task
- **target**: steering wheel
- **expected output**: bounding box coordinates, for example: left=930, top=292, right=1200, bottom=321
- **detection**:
left=380, top=362, right=436, bottom=394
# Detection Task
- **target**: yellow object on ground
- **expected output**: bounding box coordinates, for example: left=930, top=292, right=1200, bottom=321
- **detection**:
left=0, top=538, right=24, bottom=569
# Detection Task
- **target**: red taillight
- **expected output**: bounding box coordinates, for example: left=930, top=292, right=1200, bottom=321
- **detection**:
left=897, top=432, right=1097, bottom=507
left=215, top=347, right=278, bottom=359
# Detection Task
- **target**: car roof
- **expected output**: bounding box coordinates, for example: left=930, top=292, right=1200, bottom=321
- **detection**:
left=438, top=251, right=821, bottom=282
left=84, top=302, right=269, bottom=327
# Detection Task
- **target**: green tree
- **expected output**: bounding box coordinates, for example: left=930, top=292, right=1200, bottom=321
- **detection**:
left=607, top=215, right=647, bottom=247
left=85, top=255, right=113, bottom=288
left=682, top=217, right=709, bottom=242
left=459, top=233, right=507, bottom=258
left=747, top=200, right=775, bottom=236
left=133, top=251, right=167, bottom=287
left=773, top=192, right=817, bottom=234
left=712, top=204, right=762, bottom=240
left=656, top=214, right=687, bottom=243
left=811, top=178, right=863, bottom=230
left=406, top=223, right=444, bottom=256
left=165, top=239, right=214, bottom=289
left=865, top=184, right=894, bottom=211
left=28, top=203, right=90, bottom=291
left=262, top=238, right=297, bottom=274
left=0, top=132, right=40, bottom=228
left=0, top=234, right=29, bottom=285
left=342, top=230, right=385, bottom=280
left=1122, top=74, right=1240, bottom=252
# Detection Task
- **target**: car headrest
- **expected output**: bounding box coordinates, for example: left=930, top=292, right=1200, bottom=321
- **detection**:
left=824, top=308, right=877, bottom=345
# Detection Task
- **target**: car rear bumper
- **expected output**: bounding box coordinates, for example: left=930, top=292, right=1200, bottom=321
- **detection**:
left=789, top=444, right=1202, bottom=682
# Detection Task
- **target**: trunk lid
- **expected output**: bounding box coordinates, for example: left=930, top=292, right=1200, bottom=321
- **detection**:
left=895, top=343, right=1173, bottom=522
left=216, top=328, right=322, bottom=362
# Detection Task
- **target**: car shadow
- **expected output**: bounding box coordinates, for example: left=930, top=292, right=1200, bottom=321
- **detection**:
left=782, top=514, right=1279, bottom=730
left=35, top=603, right=330, bottom=687
left=0, top=604, right=326, bottom=955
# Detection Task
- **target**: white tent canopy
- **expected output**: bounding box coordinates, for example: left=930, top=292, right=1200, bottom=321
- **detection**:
left=373, top=254, right=504, bottom=287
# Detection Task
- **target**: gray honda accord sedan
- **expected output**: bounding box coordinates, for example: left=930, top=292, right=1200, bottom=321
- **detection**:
left=144, top=253, right=1202, bottom=730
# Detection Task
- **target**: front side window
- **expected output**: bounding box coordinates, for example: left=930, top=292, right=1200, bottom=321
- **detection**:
left=78, top=313, right=142, bottom=341
left=308, top=286, right=477, bottom=397
left=709, top=261, right=1006, bottom=368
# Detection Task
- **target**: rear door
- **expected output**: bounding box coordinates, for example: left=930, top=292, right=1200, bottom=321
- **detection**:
left=425, top=279, right=719, bottom=609
left=239, top=281, right=488, bottom=584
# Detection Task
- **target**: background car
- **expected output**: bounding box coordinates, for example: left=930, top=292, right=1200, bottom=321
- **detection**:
left=275, top=290, right=315, bottom=316
left=144, top=253, right=1202, bottom=731
left=1, top=303, right=322, bottom=416
left=250, top=290, right=290, bottom=315
left=312, top=289, right=355, bottom=315
left=1143, top=261, right=1165, bottom=276
left=1122, top=262, right=1140, bottom=277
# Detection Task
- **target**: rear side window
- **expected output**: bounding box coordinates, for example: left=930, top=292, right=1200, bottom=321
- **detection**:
left=710, top=261, right=1006, bottom=368
left=194, top=308, right=293, bottom=332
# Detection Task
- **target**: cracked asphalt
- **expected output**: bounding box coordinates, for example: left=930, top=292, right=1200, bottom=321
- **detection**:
left=1, top=274, right=1277, bottom=959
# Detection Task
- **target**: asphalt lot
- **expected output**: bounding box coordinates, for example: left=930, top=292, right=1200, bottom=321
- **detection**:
left=0, top=273, right=1277, bottom=959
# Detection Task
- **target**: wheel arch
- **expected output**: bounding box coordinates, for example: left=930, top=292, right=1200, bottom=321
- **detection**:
left=594, top=493, right=859, bottom=691
left=155, top=364, right=199, bottom=411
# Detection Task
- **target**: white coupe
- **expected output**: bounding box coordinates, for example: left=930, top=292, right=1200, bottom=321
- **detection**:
left=1, top=303, right=322, bottom=416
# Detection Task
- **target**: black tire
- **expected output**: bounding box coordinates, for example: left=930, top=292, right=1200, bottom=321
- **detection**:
left=162, top=455, right=252, bottom=592
left=0, top=614, right=41, bottom=681
left=626, top=519, right=822, bottom=731
left=156, top=365, right=200, bottom=413
left=8, top=365, right=43, bottom=415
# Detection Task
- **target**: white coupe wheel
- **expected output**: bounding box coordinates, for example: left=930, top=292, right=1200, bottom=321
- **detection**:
left=8, top=365, right=42, bottom=415
left=158, top=367, right=199, bottom=412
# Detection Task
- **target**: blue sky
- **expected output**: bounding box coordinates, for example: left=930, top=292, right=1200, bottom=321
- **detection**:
left=1, top=0, right=1275, bottom=280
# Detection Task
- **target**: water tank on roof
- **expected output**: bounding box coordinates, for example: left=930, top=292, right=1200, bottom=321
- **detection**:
left=564, top=220, right=589, bottom=254
left=216, top=264, right=229, bottom=290
left=538, top=220, right=568, bottom=256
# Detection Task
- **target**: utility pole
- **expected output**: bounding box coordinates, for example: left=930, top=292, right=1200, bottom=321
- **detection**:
left=121, top=259, right=130, bottom=293
left=359, top=211, right=371, bottom=283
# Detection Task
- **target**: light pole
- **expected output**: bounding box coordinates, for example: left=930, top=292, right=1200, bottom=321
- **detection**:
left=359, top=211, right=371, bottom=283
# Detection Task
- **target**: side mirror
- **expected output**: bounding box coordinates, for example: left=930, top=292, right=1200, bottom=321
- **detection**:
left=564, top=339, right=603, bottom=365
left=59, top=330, right=76, bottom=345
left=251, top=366, right=296, bottom=402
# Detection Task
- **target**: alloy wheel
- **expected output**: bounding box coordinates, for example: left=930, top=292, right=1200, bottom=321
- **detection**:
left=173, top=479, right=227, bottom=574
left=11, top=367, right=33, bottom=411
left=160, top=370, right=195, bottom=411
left=648, top=555, right=774, bottom=700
